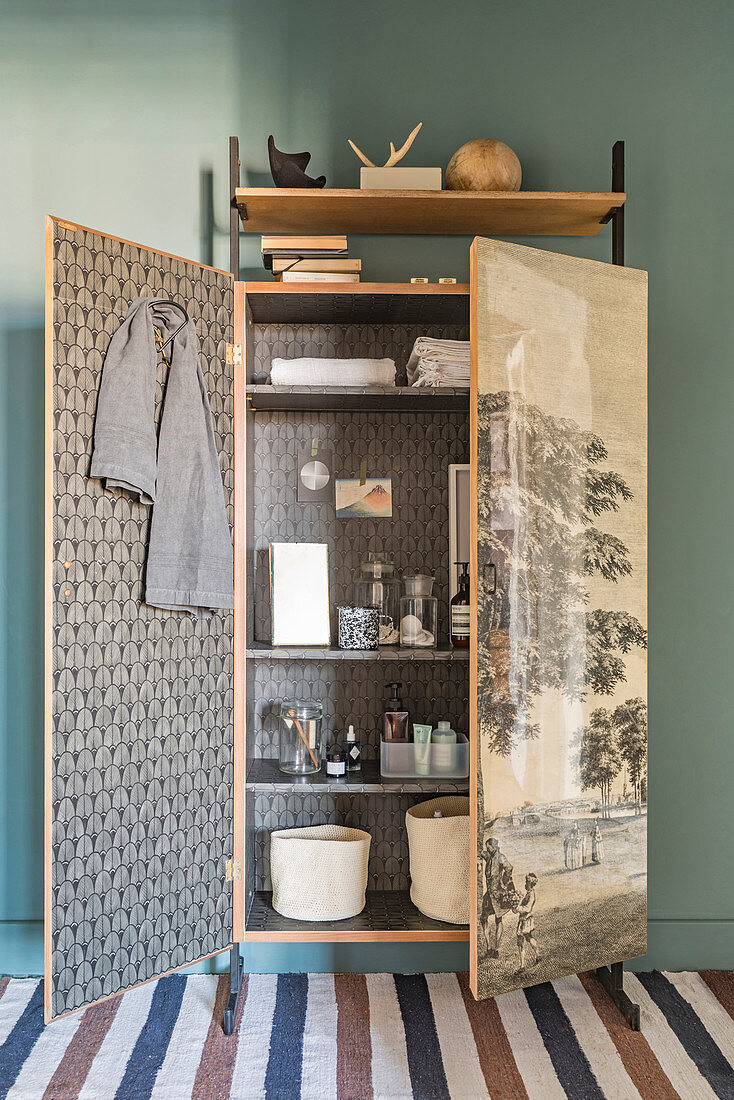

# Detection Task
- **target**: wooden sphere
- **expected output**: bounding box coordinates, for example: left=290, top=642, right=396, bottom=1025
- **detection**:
left=445, top=139, right=522, bottom=192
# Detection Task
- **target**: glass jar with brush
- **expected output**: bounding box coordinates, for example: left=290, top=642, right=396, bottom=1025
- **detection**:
left=279, top=701, right=323, bottom=775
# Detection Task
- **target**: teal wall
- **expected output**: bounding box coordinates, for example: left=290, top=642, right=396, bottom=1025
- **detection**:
left=2, top=0, right=732, bottom=976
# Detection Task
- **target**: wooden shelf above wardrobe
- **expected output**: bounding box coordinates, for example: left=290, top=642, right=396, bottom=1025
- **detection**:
left=236, top=188, right=625, bottom=237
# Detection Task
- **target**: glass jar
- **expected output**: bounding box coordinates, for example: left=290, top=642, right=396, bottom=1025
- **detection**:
left=353, top=553, right=400, bottom=645
left=279, top=701, right=323, bottom=775
left=400, top=574, right=437, bottom=647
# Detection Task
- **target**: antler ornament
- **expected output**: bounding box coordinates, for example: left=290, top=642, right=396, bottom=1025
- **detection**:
left=348, top=122, right=423, bottom=169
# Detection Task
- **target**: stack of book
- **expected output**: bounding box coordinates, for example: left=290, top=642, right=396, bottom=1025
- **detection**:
left=261, top=236, right=361, bottom=283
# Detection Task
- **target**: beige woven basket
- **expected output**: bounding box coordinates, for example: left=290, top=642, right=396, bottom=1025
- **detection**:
left=406, top=796, right=470, bottom=924
left=270, top=824, right=371, bottom=922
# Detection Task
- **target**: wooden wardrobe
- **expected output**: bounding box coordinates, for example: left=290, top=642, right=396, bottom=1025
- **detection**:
left=44, top=140, right=646, bottom=1031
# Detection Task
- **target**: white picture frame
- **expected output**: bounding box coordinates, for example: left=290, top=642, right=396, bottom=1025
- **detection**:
left=270, top=542, right=330, bottom=646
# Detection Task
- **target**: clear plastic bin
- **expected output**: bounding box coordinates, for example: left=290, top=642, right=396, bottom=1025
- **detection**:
left=380, top=733, right=469, bottom=779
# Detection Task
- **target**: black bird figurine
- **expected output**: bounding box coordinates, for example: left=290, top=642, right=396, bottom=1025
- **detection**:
left=268, top=135, right=326, bottom=188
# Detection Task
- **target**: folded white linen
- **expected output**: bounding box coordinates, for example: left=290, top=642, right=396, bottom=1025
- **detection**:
left=410, top=363, right=471, bottom=387
left=406, top=337, right=471, bottom=388
left=270, top=357, right=396, bottom=387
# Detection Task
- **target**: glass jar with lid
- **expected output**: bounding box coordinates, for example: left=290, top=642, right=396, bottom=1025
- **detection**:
left=353, top=552, right=400, bottom=645
left=400, top=573, right=438, bottom=648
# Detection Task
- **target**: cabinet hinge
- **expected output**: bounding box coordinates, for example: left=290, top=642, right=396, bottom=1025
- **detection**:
left=226, top=343, right=242, bottom=366
left=225, top=858, right=242, bottom=882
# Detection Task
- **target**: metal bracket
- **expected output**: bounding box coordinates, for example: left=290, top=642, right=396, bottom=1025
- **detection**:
left=225, top=858, right=242, bottom=882
left=229, top=136, right=241, bottom=279
left=595, top=962, right=641, bottom=1030
left=225, top=343, right=243, bottom=367
left=611, top=140, right=625, bottom=266
left=599, top=206, right=622, bottom=226
left=223, top=944, right=244, bottom=1034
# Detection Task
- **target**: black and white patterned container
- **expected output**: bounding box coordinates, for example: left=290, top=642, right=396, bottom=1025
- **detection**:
left=338, top=605, right=379, bottom=650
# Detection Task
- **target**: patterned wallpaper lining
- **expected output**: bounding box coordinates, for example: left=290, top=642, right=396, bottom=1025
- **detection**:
left=251, top=405, right=470, bottom=645
left=246, top=321, right=470, bottom=895
left=49, top=222, right=234, bottom=1018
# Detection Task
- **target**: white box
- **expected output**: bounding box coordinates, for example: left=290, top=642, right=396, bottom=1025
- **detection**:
left=380, top=734, right=469, bottom=779
left=360, top=167, right=442, bottom=190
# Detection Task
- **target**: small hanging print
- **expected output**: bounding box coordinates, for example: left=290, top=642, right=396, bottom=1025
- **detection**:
left=335, top=478, right=392, bottom=518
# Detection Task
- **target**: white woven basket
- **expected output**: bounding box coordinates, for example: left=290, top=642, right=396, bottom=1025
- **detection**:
left=406, top=796, right=470, bottom=924
left=270, top=824, right=371, bottom=922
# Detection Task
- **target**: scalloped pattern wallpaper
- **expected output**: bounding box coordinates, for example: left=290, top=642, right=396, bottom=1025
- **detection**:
left=47, top=220, right=234, bottom=1018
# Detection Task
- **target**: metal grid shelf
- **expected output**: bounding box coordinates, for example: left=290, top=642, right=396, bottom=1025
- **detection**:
left=244, top=283, right=470, bottom=325
left=246, top=890, right=470, bottom=942
left=246, top=757, right=469, bottom=794
left=246, top=642, right=469, bottom=661
left=245, top=385, right=469, bottom=413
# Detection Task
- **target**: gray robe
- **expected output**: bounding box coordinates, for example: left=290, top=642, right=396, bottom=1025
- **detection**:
left=91, top=297, right=234, bottom=616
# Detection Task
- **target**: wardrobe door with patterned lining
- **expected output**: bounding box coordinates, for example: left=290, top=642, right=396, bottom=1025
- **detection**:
left=44, top=218, right=235, bottom=1021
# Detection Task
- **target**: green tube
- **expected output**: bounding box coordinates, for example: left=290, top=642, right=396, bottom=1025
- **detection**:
left=413, top=723, right=433, bottom=776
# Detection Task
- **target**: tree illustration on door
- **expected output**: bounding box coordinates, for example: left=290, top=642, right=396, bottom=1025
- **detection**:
left=475, top=387, right=647, bottom=997
left=477, top=390, right=647, bottom=757
left=578, top=698, right=648, bottom=818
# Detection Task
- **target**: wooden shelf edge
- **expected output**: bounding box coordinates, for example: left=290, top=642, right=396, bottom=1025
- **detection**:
left=236, top=188, right=626, bottom=203
left=238, top=187, right=629, bottom=200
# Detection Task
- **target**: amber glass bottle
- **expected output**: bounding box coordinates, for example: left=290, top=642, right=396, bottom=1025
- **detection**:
left=450, top=563, right=470, bottom=648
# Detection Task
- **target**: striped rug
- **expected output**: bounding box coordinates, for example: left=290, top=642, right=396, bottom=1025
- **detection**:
left=1, top=971, right=733, bottom=1099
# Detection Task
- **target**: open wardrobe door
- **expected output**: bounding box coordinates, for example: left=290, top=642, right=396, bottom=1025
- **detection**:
left=44, top=217, right=238, bottom=1021
left=469, top=237, right=647, bottom=1000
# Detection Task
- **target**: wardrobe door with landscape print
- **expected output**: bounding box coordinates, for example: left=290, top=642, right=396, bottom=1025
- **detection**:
left=45, top=217, right=235, bottom=1021
left=470, top=237, right=647, bottom=999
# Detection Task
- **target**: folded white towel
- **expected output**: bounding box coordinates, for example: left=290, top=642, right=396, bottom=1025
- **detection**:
left=270, top=357, right=396, bottom=387
left=406, top=338, right=471, bottom=388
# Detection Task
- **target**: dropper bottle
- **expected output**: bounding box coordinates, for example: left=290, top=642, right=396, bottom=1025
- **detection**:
left=342, top=724, right=362, bottom=772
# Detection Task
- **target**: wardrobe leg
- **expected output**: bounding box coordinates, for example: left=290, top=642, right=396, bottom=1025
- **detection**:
left=223, top=944, right=244, bottom=1035
left=594, top=961, right=641, bottom=1030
